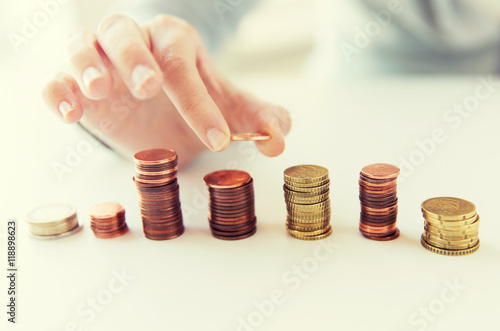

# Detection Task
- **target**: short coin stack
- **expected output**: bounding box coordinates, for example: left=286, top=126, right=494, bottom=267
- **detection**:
left=26, top=204, right=81, bottom=239
left=133, top=148, right=184, bottom=240
left=89, top=203, right=128, bottom=238
left=359, top=163, right=400, bottom=241
left=421, top=197, right=480, bottom=256
left=204, top=170, right=257, bottom=240
left=283, top=165, right=332, bottom=240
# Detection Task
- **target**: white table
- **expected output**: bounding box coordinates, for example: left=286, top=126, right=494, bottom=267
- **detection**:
left=2, top=71, right=499, bottom=331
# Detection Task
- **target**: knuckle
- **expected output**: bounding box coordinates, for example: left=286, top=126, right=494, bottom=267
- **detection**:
left=97, top=13, right=131, bottom=33
left=160, top=55, right=188, bottom=79
left=153, top=14, right=197, bottom=36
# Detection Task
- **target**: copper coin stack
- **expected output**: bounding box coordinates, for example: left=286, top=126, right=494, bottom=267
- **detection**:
left=204, top=170, right=257, bottom=240
left=89, top=203, right=128, bottom=238
left=359, top=163, right=400, bottom=241
left=133, top=148, right=184, bottom=240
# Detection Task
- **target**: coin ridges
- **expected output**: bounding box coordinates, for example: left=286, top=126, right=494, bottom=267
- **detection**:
left=204, top=170, right=257, bottom=240
left=420, top=197, right=480, bottom=256
left=133, top=149, right=184, bottom=240
left=358, top=164, right=400, bottom=241
left=284, top=165, right=332, bottom=240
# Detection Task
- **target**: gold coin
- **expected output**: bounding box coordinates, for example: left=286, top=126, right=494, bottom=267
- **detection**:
left=287, top=213, right=330, bottom=224
left=26, top=216, right=79, bottom=236
left=421, top=235, right=480, bottom=255
left=287, top=219, right=329, bottom=229
left=284, top=178, right=330, bottom=189
left=424, top=228, right=479, bottom=241
left=421, top=197, right=476, bottom=220
left=286, top=199, right=330, bottom=211
left=284, top=187, right=329, bottom=197
left=284, top=191, right=330, bottom=205
left=288, top=226, right=333, bottom=241
left=284, top=182, right=330, bottom=194
left=423, top=232, right=478, bottom=245
left=424, top=215, right=479, bottom=229
left=287, top=225, right=331, bottom=237
left=27, top=203, right=76, bottom=227
left=422, top=210, right=477, bottom=223
left=424, top=236, right=479, bottom=250
left=424, top=222, right=479, bottom=236
left=284, top=165, right=329, bottom=184
left=287, top=213, right=330, bottom=223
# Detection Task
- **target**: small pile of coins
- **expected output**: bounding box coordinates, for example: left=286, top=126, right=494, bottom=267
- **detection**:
left=421, top=197, right=480, bottom=256
left=26, top=203, right=81, bottom=239
left=133, top=148, right=184, bottom=240
left=204, top=170, right=257, bottom=240
left=89, top=203, right=128, bottom=238
left=359, top=163, right=400, bottom=241
left=283, top=165, right=332, bottom=240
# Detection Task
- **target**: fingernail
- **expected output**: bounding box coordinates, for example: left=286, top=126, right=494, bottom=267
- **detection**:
left=131, top=65, right=158, bottom=98
left=58, top=101, right=73, bottom=119
left=82, top=66, right=102, bottom=90
left=207, top=128, right=229, bottom=152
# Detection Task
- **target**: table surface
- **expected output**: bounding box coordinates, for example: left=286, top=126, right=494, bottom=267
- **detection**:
left=1, top=70, right=499, bottom=331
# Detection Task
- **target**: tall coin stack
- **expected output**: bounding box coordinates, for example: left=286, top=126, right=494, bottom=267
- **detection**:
left=283, top=165, right=332, bottom=241
left=359, top=163, right=400, bottom=241
left=204, top=170, right=257, bottom=240
left=133, top=148, right=184, bottom=240
left=89, top=203, right=128, bottom=238
left=421, top=197, right=480, bottom=256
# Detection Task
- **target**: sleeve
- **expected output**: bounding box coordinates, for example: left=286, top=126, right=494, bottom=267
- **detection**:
left=116, top=0, right=257, bottom=52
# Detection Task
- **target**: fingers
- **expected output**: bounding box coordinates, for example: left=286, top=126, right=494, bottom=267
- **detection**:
left=96, top=14, right=163, bottom=100
left=42, top=73, right=84, bottom=123
left=217, top=90, right=291, bottom=157
left=146, top=15, right=231, bottom=152
left=253, top=105, right=291, bottom=157
left=65, top=28, right=112, bottom=100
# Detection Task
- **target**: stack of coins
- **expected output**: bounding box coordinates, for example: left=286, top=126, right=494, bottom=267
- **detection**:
left=283, top=165, right=332, bottom=240
left=359, top=163, right=400, bottom=241
left=26, top=204, right=81, bottom=239
left=204, top=170, right=257, bottom=240
left=89, top=203, right=128, bottom=238
left=421, top=197, right=480, bottom=256
left=133, top=148, right=184, bottom=240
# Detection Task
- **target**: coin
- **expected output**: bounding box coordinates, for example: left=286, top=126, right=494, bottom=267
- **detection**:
left=361, top=163, right=400, bottom=180
left=133, top=149, right=184, bottom=240
left=204, top=170, right=257, bottom=240
left=358, top=164, right=400, bottom=241
left=26, top=203, right=81, bottom=239
left=134, top=148, right=177, bottom=164
left=230, top=133, right=271, bottom=141
left=421, top=235, right=480, bottom=256
left=204, top=170, right=251, bottom=189
left=284, top=165, right=329, bottom=183
left=287, top=226, right=333, bottom=241
left=421, top=197, right=476, bottom=220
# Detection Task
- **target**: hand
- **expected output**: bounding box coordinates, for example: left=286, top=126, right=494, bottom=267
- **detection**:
left=42, top=14, right=291, bottom=165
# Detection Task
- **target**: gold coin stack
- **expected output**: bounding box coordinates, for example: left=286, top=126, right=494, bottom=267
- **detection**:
left=421, top=197, right=480, bottom=256
left=26, top=204, right=81, bottom=240
left=283, top=165, right=332, bottom=240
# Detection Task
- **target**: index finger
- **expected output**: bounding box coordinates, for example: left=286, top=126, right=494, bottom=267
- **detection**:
left=146, top=15, right=230, bottom=152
